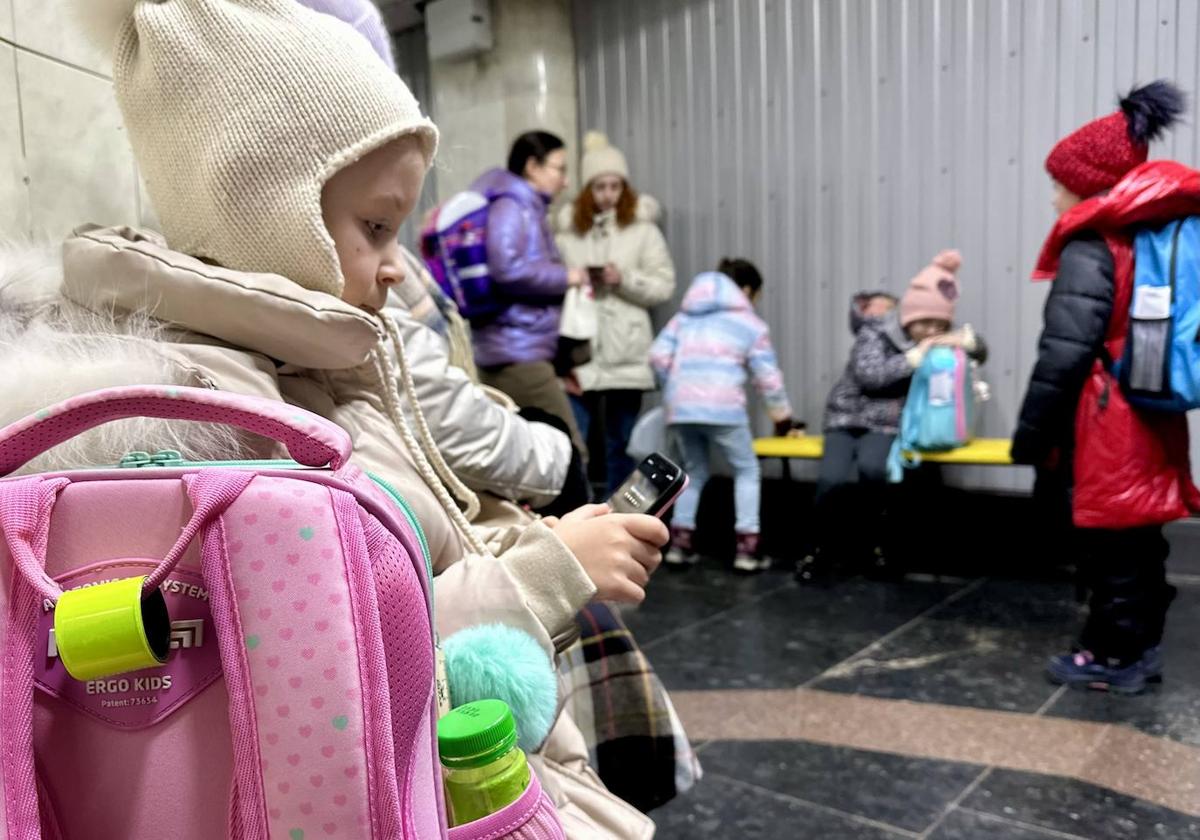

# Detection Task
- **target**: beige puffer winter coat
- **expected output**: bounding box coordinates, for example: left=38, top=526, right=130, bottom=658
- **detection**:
left=555, top=195, right=675, bottom=392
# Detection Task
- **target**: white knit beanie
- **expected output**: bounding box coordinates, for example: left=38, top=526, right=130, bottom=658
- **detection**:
left=83, top=0, right=438, bottom=297
left=580, top=131, right=629, bottom=186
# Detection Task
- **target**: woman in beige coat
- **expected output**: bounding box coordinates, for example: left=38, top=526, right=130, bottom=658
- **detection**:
left=556, top=133, right=676, bottom=493
left=0, top=2, right=663, bottom=836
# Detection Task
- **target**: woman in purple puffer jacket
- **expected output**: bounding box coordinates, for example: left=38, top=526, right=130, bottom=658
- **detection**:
left=472, top=131, right=588, bottom=447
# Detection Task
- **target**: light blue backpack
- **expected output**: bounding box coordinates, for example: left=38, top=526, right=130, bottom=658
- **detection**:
left=1116, top=216, right=1200, bottom=411
left=887, top=346, right=975, bottom=482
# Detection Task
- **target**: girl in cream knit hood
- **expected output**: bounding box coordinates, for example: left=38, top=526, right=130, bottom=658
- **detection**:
left=0, top=1, right=665, bottom=835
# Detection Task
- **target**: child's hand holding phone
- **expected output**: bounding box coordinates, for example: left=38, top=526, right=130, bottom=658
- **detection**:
left=542, top=454, right=684, bottom=604
left=547, top=504, right=668, bottom=604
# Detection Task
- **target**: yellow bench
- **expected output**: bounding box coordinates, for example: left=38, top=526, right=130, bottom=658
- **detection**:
left=753, top=435, right=1014, bottom=465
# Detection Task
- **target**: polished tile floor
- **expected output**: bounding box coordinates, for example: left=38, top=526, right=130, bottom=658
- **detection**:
left=624, top=486, right=1200, bottom=839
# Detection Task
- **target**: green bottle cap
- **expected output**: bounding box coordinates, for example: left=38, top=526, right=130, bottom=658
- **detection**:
left=437, top=699, right=518, bottom=769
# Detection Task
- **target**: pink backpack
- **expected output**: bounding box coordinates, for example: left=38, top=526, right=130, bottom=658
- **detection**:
left=0, top=386, right=563, bottom=840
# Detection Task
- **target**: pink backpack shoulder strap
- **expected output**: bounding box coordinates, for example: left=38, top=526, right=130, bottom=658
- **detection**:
left=187, top=473, right=272, bottom=839
left=196, top=474, right=410, bottom=838
left=0, top=477, right=66, bottom=840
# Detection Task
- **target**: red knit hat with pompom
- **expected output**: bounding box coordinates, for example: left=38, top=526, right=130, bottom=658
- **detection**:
left=1046, top=80, right=1185, bottom=198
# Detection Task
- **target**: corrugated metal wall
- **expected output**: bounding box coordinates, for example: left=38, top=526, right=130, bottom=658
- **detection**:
left=573, top=0, right=1200, bottom=490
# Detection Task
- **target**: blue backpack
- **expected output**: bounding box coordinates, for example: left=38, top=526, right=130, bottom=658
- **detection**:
left=887, top=346, right=975, bottom=482
left=420, top=190, right=513, bottom=324
left=1116, top=216, right=1200, bottom=411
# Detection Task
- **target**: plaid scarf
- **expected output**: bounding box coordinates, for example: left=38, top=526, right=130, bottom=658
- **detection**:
left=558, top=603, right=702, bottom=812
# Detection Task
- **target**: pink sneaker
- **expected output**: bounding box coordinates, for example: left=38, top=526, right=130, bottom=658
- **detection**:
left=733, top=533, right=769, bottom=573
left=665, top=527, right=698, bottom=566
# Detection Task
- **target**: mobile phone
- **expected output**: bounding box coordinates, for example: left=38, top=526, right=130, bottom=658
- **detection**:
left=607, top=453, right=688, bottom=518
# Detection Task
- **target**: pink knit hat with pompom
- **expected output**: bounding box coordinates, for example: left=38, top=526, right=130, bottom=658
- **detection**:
left=900, top=250, right=961, bottom=327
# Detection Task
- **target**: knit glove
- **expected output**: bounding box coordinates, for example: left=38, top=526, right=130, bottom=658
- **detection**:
left=907, top=326, right=976, bottom=369
left=959, top=324, right=979, bottom=353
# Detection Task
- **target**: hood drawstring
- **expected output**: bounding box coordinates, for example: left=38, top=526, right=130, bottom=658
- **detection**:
left=370, top=312, right=488, bottom=557
left=381, top=312, right=481, bottom=521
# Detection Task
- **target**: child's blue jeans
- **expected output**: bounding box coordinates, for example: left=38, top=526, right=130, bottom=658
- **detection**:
left=671, top=423, right=761, bottom=534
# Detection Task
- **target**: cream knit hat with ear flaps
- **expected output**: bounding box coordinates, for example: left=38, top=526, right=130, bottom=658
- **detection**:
left=580, top=131, right=629, bottom=186
left=88, top=0, right=438, bottom=297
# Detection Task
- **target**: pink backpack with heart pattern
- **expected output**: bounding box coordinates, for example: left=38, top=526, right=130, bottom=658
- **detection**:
left=0, top=386, right=563, bottom=840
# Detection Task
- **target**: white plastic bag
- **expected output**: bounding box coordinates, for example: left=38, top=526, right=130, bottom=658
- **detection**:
left=559, top=284, right=597, bottom=341
left=626, top=406, right=666, bottom=461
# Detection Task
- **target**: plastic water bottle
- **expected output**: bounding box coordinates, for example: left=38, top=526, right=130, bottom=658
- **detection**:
left=437, top=699, right=531, bottom=826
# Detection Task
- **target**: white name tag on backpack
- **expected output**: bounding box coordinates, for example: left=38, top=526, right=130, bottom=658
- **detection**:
left=1133, top=285, right=1172, bottom=320
left=928, top=370, right=954, bottom=406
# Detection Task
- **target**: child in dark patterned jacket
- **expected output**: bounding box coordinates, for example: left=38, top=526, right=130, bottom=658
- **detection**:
left=798, top=251, right=987, bottom=582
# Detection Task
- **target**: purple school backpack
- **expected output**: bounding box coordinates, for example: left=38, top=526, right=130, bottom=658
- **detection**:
left=421, top=191, right=513, bottom=324
left=0, top=386, right=563, bottom=840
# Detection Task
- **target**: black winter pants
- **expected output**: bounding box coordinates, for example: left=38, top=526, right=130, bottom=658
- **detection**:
left=1076, top=526, right=1175, bottom=664
left=1036, top=463, right=1176, bottom=665
left=812, top=429, right=895, bottom=556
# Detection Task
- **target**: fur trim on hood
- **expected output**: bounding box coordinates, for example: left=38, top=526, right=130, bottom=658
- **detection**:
left=554, top=193, right=662, bottom=234
left=0, top=239, right=250, bottom=474
left=848, top=290, right=897, bottom=335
